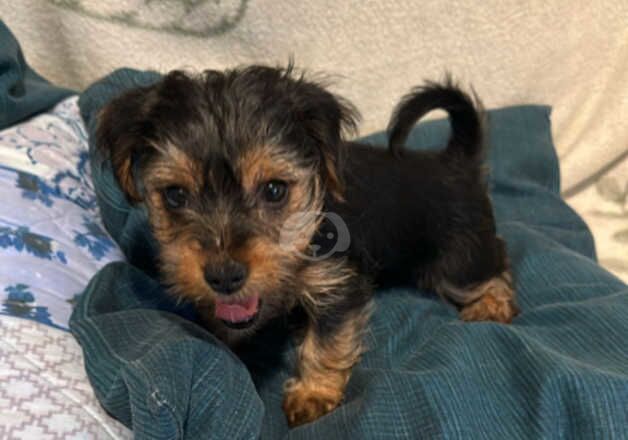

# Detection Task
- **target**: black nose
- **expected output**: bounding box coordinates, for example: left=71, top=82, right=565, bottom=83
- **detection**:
left=204, top=261, right=248, bottom=294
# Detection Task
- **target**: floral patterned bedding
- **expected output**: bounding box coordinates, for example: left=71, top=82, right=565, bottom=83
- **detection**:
left=0, top=96, right=123, bottom=330
left=0, top=96, right=130, bottom=438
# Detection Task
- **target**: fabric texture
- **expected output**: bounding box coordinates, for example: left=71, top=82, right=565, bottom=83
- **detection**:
left=0, top=21, right=122, bottom=329
left=69, top=69, right=628, bottom=439
left=0, top=21, right=72, bottom=130
left=0, top=96, right=124, bottom=330
left=568, top=160, right=628, bottom=282
left=0, top=316, right=131, bottom=439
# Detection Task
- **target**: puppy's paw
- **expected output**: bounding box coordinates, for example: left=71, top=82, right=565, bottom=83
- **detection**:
left=459, top=274, right=519, bottom=323
left=282, top=378, right=342, bottom=427
left=460, top=292, right=518, bottom=323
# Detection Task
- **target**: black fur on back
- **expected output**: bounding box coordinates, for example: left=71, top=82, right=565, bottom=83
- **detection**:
left=326, top=81, right=504, bottom=290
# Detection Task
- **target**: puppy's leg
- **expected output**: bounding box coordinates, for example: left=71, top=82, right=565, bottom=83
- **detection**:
left=432, top=236, right=518, bottom=323
left=284, top=264, right=372, bottom=427
left=283, top=308, right=371, bottom=426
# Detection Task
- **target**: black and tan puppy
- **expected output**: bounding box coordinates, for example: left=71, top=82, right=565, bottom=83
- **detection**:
left=96, top=65, right=517, bottom=427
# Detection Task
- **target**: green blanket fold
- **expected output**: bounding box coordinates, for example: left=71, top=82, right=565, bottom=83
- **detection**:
left=0, top=21, right=73, bottom=129
left=70, top=68, right=628, bottom=440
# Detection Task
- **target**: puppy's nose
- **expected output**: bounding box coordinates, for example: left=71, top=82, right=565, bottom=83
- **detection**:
left=204, top=261, right=248, bottom=294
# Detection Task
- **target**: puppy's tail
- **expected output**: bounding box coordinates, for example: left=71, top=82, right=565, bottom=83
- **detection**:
left=387, top=79, right=484, bottom=160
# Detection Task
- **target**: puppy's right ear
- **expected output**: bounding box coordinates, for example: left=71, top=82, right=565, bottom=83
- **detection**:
left=95, top=86, right=156, bottom=202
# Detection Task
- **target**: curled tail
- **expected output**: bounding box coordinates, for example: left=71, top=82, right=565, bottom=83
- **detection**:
left=387, top=79, right=484, bottom=160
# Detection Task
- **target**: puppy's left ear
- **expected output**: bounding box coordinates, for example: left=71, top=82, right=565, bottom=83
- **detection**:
left=95, top=86, right=156, bottom=202
left=297, top=82, right=359, bottom=202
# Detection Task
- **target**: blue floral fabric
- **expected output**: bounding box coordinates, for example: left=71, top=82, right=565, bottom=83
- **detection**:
left=0, top=97, right=124, bottom=330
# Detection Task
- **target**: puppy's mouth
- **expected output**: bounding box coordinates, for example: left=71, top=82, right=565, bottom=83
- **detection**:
left=214, top=295, right=260, bottom=330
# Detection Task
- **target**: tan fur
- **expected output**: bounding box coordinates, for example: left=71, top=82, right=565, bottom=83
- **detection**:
left=232, top=236, right=294, bottom=292
left=159, top=237, right=211, bottom=303
left=142, top=140, right=330, bottom=305
left=238, top=145, right=299, bottom=192
left=144, top=151, right=213, bottom=305
left=144, top=142, right=201, bottom=193
left=283, top=302, right=373, bottom=427
left=320, top=148, right=345, bottom=202
left=115, top=156, right=141, bottom=201
left=298, top=259, right=356, bottom=313
left=457, top=272, right=518, bottom=323
left=97, top=107, right=142, bottom=201
left=237, top=145, right=322, bottom=217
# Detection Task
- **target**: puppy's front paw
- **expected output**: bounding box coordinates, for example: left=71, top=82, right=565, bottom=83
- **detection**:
left=283, top=378, right=342, bottom=427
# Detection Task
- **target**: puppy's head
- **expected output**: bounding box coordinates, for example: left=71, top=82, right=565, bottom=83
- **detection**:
left=96, top=65, right=357, bottom=338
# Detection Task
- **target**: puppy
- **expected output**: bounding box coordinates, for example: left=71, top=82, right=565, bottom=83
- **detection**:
left=96, top=65, right=517, bottom=427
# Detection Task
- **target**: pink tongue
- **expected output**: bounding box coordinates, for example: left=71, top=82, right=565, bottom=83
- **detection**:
left=214, top=296, right=259, bottom=322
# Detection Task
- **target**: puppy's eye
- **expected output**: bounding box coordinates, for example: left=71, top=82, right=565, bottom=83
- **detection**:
left=261, top=180, right=288, bottom=204
left=163, top=186, right=188, bottom=209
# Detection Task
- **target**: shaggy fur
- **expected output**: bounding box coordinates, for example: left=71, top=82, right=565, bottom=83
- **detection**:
left=96, top=65, right=518, bottom=427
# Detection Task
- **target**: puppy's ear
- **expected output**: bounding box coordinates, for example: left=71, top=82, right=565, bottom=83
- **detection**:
left=295, top=80, right=359, bottom=202
left=95, top=86, right=157, bottom=202
left=97, top=71, right=203, bottom=202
